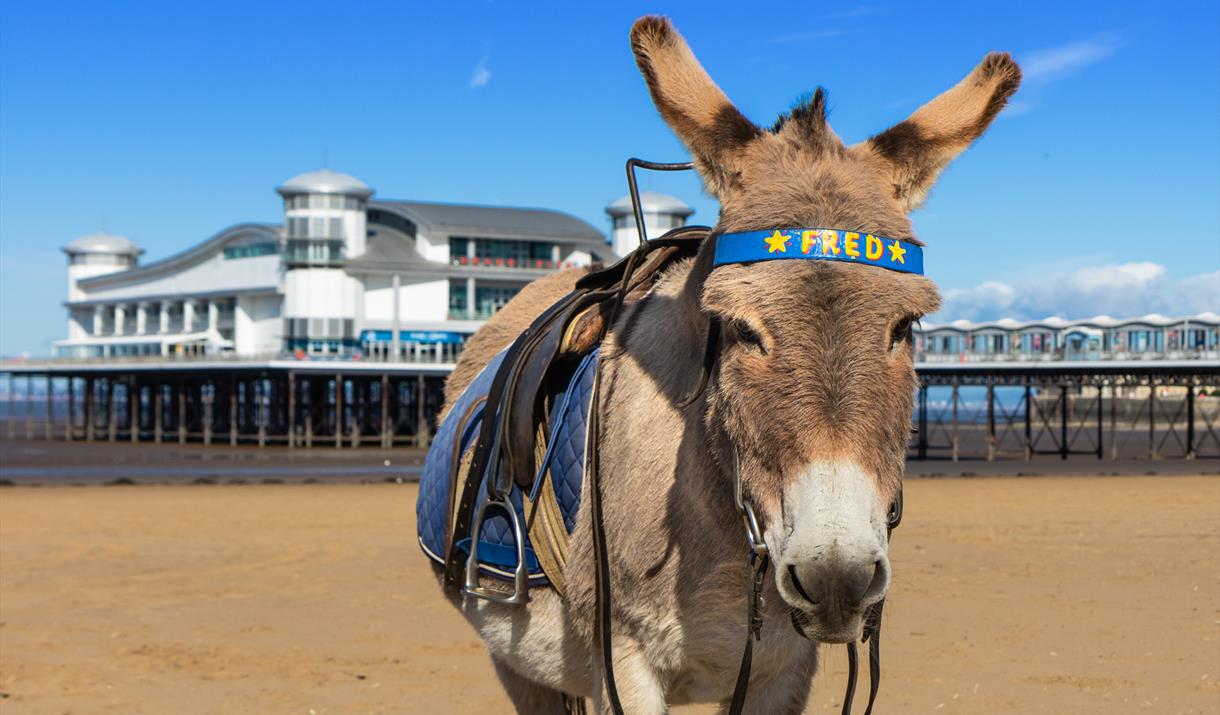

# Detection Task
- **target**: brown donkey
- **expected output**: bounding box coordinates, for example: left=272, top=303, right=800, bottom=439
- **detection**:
left=436, top=16, right=1020, bottom=713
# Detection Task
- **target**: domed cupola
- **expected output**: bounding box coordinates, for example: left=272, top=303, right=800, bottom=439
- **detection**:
left=605, top=190, right=694, bottom=257
left=63, top=231, right=142, bottom=300
left=276, top=169, right=374, bottom=264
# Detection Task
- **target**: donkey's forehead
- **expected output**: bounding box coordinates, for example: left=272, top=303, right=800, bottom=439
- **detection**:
left=717, top=135, right=915, bottom=241
left=703, top=260, right=940, bottom=319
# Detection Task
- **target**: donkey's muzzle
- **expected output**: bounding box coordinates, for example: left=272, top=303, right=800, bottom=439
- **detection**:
left=771, top=459, right=893, bottom=642
left=782, top=548, right=889, bottom=641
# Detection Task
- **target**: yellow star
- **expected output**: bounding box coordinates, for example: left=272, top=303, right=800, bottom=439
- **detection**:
left=764, top=230, right=790, bottom=254
left=887, top=240, right=907, bottom=264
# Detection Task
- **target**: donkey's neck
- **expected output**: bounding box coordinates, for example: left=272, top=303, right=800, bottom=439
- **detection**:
left=595, top=251, right=745, bottom=572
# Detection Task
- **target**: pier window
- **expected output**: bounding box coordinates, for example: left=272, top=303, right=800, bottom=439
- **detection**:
left=476, top=285, right=520, bottom=317
left=448, top=280, right=469, bottom=319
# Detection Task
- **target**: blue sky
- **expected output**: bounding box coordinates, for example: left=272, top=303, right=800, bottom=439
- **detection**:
left=1, top=1, right=1217, bottom=355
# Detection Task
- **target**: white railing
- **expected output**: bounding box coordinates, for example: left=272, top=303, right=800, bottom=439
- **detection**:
left=916, top=348, right=1219, bottom=363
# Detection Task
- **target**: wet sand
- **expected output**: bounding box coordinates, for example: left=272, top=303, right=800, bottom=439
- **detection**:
left=1, top=476, right=1217, bottom=713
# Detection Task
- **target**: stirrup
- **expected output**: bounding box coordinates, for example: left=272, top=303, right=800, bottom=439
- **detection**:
left=464, top=494, right=530, bottom=605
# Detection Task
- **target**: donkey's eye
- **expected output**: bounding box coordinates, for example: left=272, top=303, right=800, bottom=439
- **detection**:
left=728, top=319, right=766, bottom=354
left=888, top=316, right=915, bottom=351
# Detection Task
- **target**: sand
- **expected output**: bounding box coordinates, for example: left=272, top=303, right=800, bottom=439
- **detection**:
left=1, top=476, right=1217, bottom=714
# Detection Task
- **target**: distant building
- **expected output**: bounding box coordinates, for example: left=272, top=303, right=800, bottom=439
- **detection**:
left=54, top=174, right=1217, bottom=366
left=55, top=170, right=615, bottom=361
left=915, top=314, right=1219, bottom=362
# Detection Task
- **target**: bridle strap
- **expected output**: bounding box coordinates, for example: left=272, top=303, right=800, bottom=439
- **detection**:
left=842, top=599, right=885, bottom=715
left=727, top=551, right=769, bottom=715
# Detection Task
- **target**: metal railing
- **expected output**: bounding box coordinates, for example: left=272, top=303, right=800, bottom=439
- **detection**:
left=917, top=348, right=1219, bottom=363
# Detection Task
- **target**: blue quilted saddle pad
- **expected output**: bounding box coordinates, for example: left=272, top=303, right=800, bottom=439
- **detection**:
left=416, top=349, right=597, bottom=584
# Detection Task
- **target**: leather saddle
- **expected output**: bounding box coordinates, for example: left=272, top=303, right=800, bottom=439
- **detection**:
left=417, top=226, right=710, bottom=601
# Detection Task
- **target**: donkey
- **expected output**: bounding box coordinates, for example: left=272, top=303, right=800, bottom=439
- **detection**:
left=433, top=16, right=1020, bottom=713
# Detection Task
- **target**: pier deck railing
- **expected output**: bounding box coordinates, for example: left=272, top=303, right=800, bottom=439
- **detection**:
left=1, top=359, right=1217, bottom=458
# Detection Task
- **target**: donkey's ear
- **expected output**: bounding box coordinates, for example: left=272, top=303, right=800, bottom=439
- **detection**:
left=858, top=53, right=1021, bottom=212
left=631, top=16, right=761, bottom=198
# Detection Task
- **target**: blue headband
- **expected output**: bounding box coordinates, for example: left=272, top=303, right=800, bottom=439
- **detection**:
left=712, top=228, right=924, bottom=276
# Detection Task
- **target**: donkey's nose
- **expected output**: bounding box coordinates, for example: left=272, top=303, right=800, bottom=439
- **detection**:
left=785, top=550, right=889, bottom=614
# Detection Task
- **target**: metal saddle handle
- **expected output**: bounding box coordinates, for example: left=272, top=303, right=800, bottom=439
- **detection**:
left=464, top=492, right=531, bottom=605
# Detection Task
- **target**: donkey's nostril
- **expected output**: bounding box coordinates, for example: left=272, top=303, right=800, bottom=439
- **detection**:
left=861, top=558, right=890, bottom=604
left=787, top=563, right=817, bottom=605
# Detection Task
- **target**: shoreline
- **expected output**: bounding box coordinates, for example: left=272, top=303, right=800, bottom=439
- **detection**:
left=1, top=436, right=1215, bottom=486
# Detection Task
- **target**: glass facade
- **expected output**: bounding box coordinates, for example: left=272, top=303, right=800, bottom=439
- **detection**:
left=285, top=195, right=365, bottom=211
left=223, top=242, right=279, bottom=260
left=284, top=239, right=344, bottom=265
left=447, top=280, right=523, bottom=320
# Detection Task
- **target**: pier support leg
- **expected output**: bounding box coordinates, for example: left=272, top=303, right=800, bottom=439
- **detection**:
left=986, top=381, right=996, bottom=462
left=154, top=384, right=163, bottom=443
left=257, top=379, right=266, bottom=448
left=287, top=373, right=296, bottom=449
left=203, top=381, right=213, bottom=445
left=107, top=378, right=117, bottom=442
left=950, top=381, right=959, bottom=462
left=230, top=379, right=238, bottom=446
left=378, top=373, right=387, bottom=444
left=130, top=376, right=139, bottom=443
left=1148, top=382, right=1157, bottom=460
left=44, top=373, right=53, bottom=439
left=305, top=378, right=314, bottom=449
left=1058, top=384, right=1067, bottom=460
left=916, top=384, right=927, bottom=460
left=1096, top=384, right=1103, bottom=459
left=1023, top=383, right=1032, bottom=460
left=25, top=374, right=34, bottom=440
left=66, top=377, right=75, bottom=442
left=1109, top=382, right=1118, bottom=461
left=85, top=377, right=95, bottom=442
left=1186, top=383, right=1196, bottom=459
left=4, top=374, right=12, bottom=439
left=177, top=382, right=186, bottom=445
left=415, top=376, right=430, bottom=448
left=335, top=373, right=344, bottom=449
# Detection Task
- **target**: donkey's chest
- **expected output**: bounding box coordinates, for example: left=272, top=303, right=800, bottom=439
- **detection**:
left=661, top=615, right=818, bottom=704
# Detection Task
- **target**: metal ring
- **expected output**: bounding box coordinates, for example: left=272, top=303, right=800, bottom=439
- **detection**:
left=741, top=500, right=768, bottom=557
left=731, top=444, right=768, bottom=556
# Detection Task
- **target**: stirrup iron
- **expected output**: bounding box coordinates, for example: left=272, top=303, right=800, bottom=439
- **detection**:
left=464, top=493, right=530, bottom=605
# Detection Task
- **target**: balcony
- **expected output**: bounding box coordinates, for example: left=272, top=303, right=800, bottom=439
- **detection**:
left=450, top=255, right=557, bottom=271
left=284, top=239, right=345, bottom=267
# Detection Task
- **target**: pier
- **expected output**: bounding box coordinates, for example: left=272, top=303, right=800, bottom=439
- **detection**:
left=1, top=357, right=1217, bottom=462
left=0, top=359, right=448, bottom=449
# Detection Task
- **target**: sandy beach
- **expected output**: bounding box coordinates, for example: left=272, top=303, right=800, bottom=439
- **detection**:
left=1, top=475, right=1217, bottom=714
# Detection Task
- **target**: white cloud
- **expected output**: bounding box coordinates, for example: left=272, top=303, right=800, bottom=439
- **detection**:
left=934, top=263, right=1220, bottom=323
left=469, top=55, right=491, bottom=88
left=1023, top=36, right=1121, bottom=83
left=1000, top=99, right=1034, bottom=118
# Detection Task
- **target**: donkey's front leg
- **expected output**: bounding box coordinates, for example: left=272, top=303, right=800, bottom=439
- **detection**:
left=593, top=636, right=668, bottom=714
